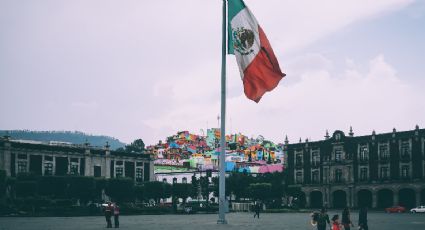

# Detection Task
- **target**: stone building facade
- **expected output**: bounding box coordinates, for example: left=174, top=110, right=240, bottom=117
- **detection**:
left=285, top=126, right=425, bottom=209
left=0, top=136, right=154, bottom=182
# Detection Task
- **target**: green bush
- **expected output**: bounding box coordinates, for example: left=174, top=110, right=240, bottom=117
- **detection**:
left=55, top=199, right=74, bottom=207
left=37, top=176, right=68, bottom=198
left=105, top=178, right=135, bottom=203
left=0, top=170, right=6, bottom=198
left=16, top=172, right=37, bottom=181
left=248, top=183, right=272, bottom=202
left=15, top=181, right=37, bottom=197
left=68, top=176, right=95, bottom=204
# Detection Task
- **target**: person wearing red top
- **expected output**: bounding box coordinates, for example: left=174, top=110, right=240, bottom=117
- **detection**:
left=104, top=202, right=113, bottom=228
left=332, top=214, right=342, bottom=230
left=113, top=203, right=120, bottom=228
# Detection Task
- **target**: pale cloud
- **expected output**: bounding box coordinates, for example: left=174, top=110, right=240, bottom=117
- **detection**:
left=0, top=0, right=421, bottom=145
left=248, top=0, right=414, bottom=54
left=146, top=54, right=424, bottom=145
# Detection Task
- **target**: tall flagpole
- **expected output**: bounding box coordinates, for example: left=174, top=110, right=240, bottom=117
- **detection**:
left=217, top=0, right=227, bottom=225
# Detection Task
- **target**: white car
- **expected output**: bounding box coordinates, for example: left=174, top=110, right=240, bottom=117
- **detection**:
left=410, top=206, right=425, bottom=213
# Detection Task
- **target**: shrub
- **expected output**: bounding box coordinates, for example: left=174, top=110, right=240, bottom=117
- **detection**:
left=15, top=181, right=37, bottom=197
left=37, top=176, right=68, bottom=198
left=105, top=178, right=135, bottom=203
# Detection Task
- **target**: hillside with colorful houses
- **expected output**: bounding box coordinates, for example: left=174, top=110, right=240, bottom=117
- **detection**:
left=146, top=129, right=285, bottom=175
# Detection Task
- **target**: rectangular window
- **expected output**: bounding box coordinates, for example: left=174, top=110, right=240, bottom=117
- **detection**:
left=17, top=161, right=27, bottom=173
left=144, top=163, right=150, bottom=181
left=360, top=168, right=368, bottom=181
left=116, top=167, right=124, bottom=177
left=401, top=165, right=409, bottom=178
left=380, top=167, right=389, bottom=179
left=401, top=141, right=410, bottom=159
left=44, top=162, right=53, bottom=175
left=312, top=151, right=320, bottom=166
left=335, top=148, right=343, bottom=162
left=296, top=172, right=303, bottom=184
left=136, top=168, right=143, bottom=182
left=379, top=144, right=390, bottom=160
left=94, top=166, right=101, bottom=177
left=335, top=169, right=343, bottom=182
left=295, top=153, right=303, bottom=166
left=360, top=145, right=368, bottom=161
left=70, top=163, right=79, bottom=175
left=312, top=171, right=319, bottom=184
left=323, top=168, right=329, bottom=183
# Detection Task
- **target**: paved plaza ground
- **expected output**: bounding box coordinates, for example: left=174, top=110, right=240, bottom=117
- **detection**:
left=1, top=212, right=424, bottom=230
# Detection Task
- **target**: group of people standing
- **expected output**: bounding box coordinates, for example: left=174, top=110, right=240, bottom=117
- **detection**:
left=104, top=202, right=120, bottom=228
left=312, top=207, right=369, bottom=230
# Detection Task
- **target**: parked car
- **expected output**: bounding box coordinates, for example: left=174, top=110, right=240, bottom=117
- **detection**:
left=410, top=206, right=425, bottom=213
left=385, top=206, right=406, bottom=213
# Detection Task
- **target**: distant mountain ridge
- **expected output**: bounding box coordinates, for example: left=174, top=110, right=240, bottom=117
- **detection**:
left=0, top=130, right=126, bottom=150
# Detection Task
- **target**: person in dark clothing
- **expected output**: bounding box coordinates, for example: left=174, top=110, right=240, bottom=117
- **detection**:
left=317, top=208, right=330, bottom=230
left=104, top=202, right=113, bottom=228
left=342, top=207, right=354, bottom=230
left=253, top=202, right=261, bottom=219
left=113, top=203, right=120, bottom=228
left=358, top=206, right=368, bottom=230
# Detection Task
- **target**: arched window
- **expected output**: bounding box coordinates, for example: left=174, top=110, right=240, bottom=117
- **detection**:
left=182, top=177, right=187, bottom=184
left=173, top=177, right=177, bottom=184
left=162, top=178, right=167, bottom=183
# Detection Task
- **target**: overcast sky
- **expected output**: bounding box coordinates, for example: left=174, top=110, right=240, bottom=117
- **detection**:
left=1, top=0, right=424, bottom=145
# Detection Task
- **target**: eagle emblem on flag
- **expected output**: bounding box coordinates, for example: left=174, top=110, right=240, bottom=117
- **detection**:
left=232, top=27, right=255, bottom=55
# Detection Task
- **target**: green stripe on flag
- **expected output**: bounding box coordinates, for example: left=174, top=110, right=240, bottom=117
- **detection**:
left=227, top=0, right=246, bottom=54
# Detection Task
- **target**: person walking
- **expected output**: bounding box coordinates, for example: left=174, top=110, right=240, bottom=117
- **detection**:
left=331, top=214, right=342, bottom=230
left=316, top=208, right=330, bottom=230
left=358, top=206, right=368, bottom=230
left=341, top=207, right=354, bottom=230
left=253, top=201, right=261, bottom=219
left=104, top=202, right=113, bottom=228
left=113, top=203, right=120, bottom=228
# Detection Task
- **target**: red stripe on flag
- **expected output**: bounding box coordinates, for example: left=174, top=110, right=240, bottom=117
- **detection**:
left=242, top=26, right=285, bottom=103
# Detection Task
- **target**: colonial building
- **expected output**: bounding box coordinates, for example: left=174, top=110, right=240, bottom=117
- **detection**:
left=0, top=136, right=154, bottom=182
left=285, top=126, right=425, bottom=209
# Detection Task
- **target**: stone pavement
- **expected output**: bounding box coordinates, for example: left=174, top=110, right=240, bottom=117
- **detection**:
left=1, top=212, right=425, bottom=230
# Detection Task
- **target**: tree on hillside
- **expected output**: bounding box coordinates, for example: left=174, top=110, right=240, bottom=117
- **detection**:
left=125, top=139, right=145, bottom=153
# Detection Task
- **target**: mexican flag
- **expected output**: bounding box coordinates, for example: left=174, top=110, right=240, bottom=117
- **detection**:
left=228, top=0, right=285, bottom=103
